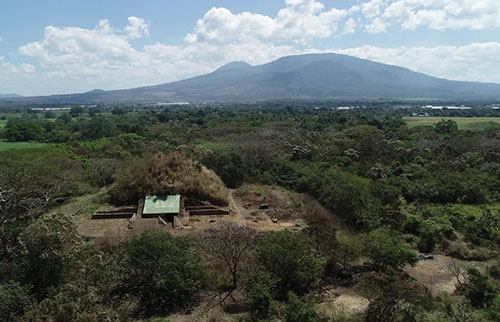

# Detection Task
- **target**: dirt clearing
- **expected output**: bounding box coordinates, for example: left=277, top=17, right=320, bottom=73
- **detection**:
left=405, top=255, right=485, bottom=296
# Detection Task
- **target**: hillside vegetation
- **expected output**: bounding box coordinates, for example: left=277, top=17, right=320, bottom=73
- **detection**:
left=2, top=105, right=500, bottom=321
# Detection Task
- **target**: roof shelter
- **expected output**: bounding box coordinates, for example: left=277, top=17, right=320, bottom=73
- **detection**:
left=142, top=195, right=180, bottom=220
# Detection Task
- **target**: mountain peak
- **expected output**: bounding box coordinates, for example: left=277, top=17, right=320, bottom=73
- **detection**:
left=84, top=89, right=106, bottom=94
left=215, top=61, right=252, bottom=72
left=5, top=53, right=500, bottom=104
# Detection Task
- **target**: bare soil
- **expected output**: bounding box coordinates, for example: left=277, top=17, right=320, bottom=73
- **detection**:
left=405, top=254, right=484, bottom=296
left=318, top=287, right=369, bottom=318
left=76, top=185, right=312, bottom=246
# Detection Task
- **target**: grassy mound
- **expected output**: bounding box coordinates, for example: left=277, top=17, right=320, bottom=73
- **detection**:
left=110, top=152, right=229, bottom=206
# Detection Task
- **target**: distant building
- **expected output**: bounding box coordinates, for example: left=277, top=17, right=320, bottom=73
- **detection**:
left=422, top=105, right=471, bottom=110
left=156, top=102, right=190, bottom=106
left=31, top=107, right=71, bottom=111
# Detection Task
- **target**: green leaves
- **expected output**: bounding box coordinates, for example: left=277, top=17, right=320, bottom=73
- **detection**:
left=362, top=227, right=417, bottom=270
left=256, top=230, right=324, bottom=298
left=117, top=231, right=205, bottom=315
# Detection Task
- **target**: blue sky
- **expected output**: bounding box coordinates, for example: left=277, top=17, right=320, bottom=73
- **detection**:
left=1, top=0, right=500, bottom=96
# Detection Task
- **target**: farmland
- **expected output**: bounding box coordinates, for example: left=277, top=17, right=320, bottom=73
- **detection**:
left=404, top=116, right=500, bottom=129
left=0, top=140, right=46, bottom=152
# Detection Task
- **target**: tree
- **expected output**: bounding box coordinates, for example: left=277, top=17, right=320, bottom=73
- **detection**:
left=58, top=113, right=72, bottom=123
left=459, top=268, right=498, bottom=308
left=15, top=213, right=82, bottom=299
left=362, top=227, right=417, bottom=271
left=283, top=292, right=324, bottom=322
left=118, top=231, right=205, bottom=315
left=203, top=152, right=248, bottom=188
left=43, top=111, right=56, bottom=119
left=244, top=271, right=277, bottom=321
left=202, top=222, right=257, bottom=290
left=81, top=116, right=117, bottom=140
left=0, top=281, right=34, bottom=322
left=111, top=107, right=128, bottom=115
left=256, top=230, right=324, bottom=297
left=299, top=167, right=384, bottom=229
left=336, top=233, right=362, bottom=271
left=4, top=120, right=44, bottom=142
left=435, top=119, right=458, bottom=133
left=88, top=158, right=121, bottom=187
left=361, top=271, right=432, bottom=322
left=70, top=106, right=85, bottom=117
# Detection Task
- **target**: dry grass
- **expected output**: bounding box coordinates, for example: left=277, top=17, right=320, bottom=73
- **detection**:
left=405, top=255, right=485, bottom=296
left=318, top=288, right=367, bottom=322
left=111, top=152, right=229, bottom=206
left=233, top=184, right=305, bottom=220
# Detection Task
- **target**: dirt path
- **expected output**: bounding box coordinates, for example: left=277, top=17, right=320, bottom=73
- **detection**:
left=228, top=189, right=242, bottom=219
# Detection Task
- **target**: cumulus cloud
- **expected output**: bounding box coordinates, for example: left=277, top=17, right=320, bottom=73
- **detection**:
left=15, top=15, right=301, bottom=94
left=333, top=42, right=500, bottom=83
left=342, top=17, right=357, bottom=35
left=0, top=57, right=35, bottom=79
left=124, top=16, right=149, bottom=39
left=14, top=1, right=359, bottom=94
left=361, top=0, right=500, bottom=33
left=3, top=0, right=500, bottom=95
left=361, top=0, right=385, bottom=19
left=185, top=0, right=352, bottom=45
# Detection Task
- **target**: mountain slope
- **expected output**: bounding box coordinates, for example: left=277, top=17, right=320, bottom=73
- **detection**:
left=0, top=93, right=22, bottom=98
left=4, top=53, right=500, bottom=104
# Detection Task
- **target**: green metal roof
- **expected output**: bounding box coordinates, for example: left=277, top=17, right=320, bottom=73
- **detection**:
left=143, top=195, right=180, bottom=215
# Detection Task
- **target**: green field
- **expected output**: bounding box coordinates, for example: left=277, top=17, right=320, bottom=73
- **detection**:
left=195, top=140, right=227, bottom=151
left=0, top=120, right=7, bottom=129
left=0, top=140, right=46, bottom=152
left=404, top=117, right=500, bottom=130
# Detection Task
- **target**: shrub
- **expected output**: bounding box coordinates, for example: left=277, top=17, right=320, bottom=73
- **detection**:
left=0, top=281, right=33, bottom=322
left=459, top=268, right=498, bottom=308
left=283, top=292, right=325, bottom=322
left=245, top=271, right=277, bottom=320
left=256, top=230, right=324, bottom=297
left=362, top=227, right=417, bottom=271
left=15, top=213, right=81, bottom=299
left=117, top=231, right=205, bottom=315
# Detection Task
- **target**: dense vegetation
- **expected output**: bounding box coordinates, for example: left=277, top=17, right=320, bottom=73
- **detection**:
left=2, top=104, right=500, bottom=321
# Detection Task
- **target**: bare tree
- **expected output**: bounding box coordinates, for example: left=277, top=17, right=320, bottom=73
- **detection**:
left=202, top=222, right=257, bottom=290
left=448, top=260, right=468, bottom=288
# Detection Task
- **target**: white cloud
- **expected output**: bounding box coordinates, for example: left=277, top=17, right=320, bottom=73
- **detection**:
left=342, top=18, right=357, bottom=35
left=0, top=57, right=36, bottom=94
left=185, top=0, right=353, bottom=45
left=3, top=0, right=500, bottom=95
left=124, top=16, right=149, bottom=39
left=13, top=1, right=360, bottom=95
left=15, top=16, right=300, bottom=95
left=361, top=0, right=500, bottom=33
left=0, top=57, right=35, bottom=80
left=332, top=42, right=500, bottom=83
left=361, top=0, right=386, bottom=19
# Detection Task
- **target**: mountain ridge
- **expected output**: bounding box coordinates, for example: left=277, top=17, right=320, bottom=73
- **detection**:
left=0, top=93, right=23, bottom=98
left=2, top=53, right=500, bottom=104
